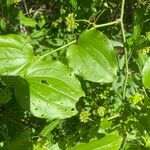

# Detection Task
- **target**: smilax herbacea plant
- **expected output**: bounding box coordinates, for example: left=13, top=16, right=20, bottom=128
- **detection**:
left=0, top=0, right=150, bottom=149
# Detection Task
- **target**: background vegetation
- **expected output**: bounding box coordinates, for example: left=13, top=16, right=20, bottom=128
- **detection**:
left=0, top=0, right=150, bottom=149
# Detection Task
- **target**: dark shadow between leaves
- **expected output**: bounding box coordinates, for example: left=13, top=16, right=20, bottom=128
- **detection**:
left=0, top=76, right=30, bottom=111
left=0, top=76, right=33, bottom=150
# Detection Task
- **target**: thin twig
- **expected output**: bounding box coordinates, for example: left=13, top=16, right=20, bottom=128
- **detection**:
left=120, top=0, right=128, bottom=100
left=22, top=0, right=29, bottom=17
left=94, top=9, right=106, bottom=24
left=37, top=40, right=76, bottom=61
left=90, top=19, right=121, bottom=30
left=119, top=0, right=128, bottom=148
left=108, top=114, right=120, bottom=121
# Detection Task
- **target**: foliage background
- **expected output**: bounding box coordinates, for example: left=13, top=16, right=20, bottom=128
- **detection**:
left=0, top=0, right=150, bottom=149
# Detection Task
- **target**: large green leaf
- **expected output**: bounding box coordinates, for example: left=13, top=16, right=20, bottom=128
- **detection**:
left=24, top=60, right=84, bottom=119
left=67, top=30, right=117, bottom=83
left=142, top=58, right=150, bottom=88
left=19, top=10, right=37, bottom=27
left=0, top=34, right=84, bottom=120
left=0, top=34, right=34, bottom=75
left=67, top=132, right=122, bottom=150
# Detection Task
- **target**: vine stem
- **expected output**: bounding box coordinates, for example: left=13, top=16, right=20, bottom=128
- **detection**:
left=120, top=0, right=128, bottom=149
left=37, top=40, right=76, bottom=61
left=120, top=0, right=128, bottom=100
left=90, top=19, right=121, bottom=30
left=37, top=20, right=120, bottom=61
left=22, top=0, right=29, bottom=17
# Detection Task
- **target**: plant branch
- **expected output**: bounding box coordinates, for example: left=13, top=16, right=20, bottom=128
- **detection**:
left=120, top=0, right=128, bottom=100
left=37, top=40, right=76, bottom=61
left=108, top=114, right=120, bottom=121
left=90, top=19, right=121, bottom=30
left=22, top=0, right=29, bottom=17
left=37, top=19, right=121, bottom=61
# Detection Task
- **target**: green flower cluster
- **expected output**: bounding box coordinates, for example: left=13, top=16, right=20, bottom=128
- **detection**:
left=99, top=89, right=110, bottom=99
left=65, top=13, right=79, bottom=32
left=138, top=47, right=150, bottom=55
left=97, top=106, right=106, bottom=117
left=79, top=110, right=91, bottom=123
left=129, top=93, right=144, bottom=104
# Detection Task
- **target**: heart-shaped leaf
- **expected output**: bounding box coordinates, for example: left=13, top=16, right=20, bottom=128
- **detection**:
left=0, top=34, right=84, bottom=120
left=24, top=60, right=84, bottom=119
left=67, top=30, right=118, bottom=83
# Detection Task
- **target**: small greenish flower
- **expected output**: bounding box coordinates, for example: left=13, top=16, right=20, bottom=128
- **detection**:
left=99, top=90, right=109, bottom=99
left=34, top=138, right=49, bottom=150
left=79, top=110, right=91, bottom=123
left=97, top=106, right=106, bottom=117
left=65, top=13, right=79, bottom=32
left=138, top=47, right=150, bottom=55
left=129, top=93, right=144, bottom=104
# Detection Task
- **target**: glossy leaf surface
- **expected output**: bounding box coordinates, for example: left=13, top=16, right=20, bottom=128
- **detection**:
left=67, top=30, right=117, bottom=83
left=25, top=61, right=84, bottom=119
left=0, top=34, right=33, bottom=75
left=67, top=132, right=122, bottom=150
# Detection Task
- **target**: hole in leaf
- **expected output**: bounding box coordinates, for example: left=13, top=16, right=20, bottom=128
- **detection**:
left=41, top=80, right=49, bottom=85
left=71, top=108, right=74, bottom=111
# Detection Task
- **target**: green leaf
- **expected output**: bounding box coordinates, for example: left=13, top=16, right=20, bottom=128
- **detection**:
left=49, top=143, right=61, bottom=150
left=146, top=32, right=150, bottom=41
left=14, top=77, right=30, bottom=110
left=145, top=135, right=150, bottom=148
left=24, top=60, right=84, bottom=119
left=4, top=126, right=32, bottom=150
left=139, top=115, right=150, bottom=133
left=0, top=87, right=12, bottom=104
left=0, top=19, right=7, bottom=31
left=70, top=0, right=77, bottom=9
left=142, top=58, right=150, bottom=88
left=38, top=16, right=46, bottom=28
left=67, top=30, right=117, bottom=83
left=124, top=143, right=141, bottom=150
left=39, top=119, right=60, bottom=137
left=0, top=34, right=84, bottom=120
left=67, top=132, right=122, bottom=150
left=19, top=11, right=37, bottom=27
left=111, top=40, right=123, bottom=47
left=132, top=8, right=144, bottom=41
left=0, top=34, right=34, bottom=75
